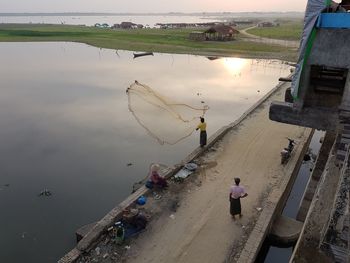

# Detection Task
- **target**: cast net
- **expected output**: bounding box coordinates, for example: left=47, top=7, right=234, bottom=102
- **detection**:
left=126, top=81, right=209, bottom=145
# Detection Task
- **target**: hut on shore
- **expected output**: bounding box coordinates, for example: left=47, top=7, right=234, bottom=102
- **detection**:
left=204, top=25, right=239, bottom=41
left=120, top=22, right=138, bottom=29
left=257, top=22, right=275, bottom=27
left=189, top=31, right=206, bottom=41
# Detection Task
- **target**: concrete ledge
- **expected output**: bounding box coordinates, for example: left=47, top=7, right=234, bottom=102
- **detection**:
left=269, top=215, right=303, bottom=245
left=269, top=101, right=338, bottom=131
left=58, top=78, right=291, bottom=263
left=57, top=249, right=80, bottom=263
left=76, top=222, right=96, bottom=243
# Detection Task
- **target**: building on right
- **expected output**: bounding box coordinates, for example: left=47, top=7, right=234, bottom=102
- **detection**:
left=269, top=1, right=350, bottom=262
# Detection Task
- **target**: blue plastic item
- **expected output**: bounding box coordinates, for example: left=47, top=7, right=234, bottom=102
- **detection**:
left=136, top=195, right=147, bottom=205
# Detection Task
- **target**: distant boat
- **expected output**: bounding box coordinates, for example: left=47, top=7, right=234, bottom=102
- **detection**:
left=133, top=52, right=154, bottom=59
left=206, top=56, right=220, bottom=61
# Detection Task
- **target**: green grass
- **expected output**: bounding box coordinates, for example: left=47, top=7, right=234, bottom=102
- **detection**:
left=0, top=24, right=297, bottom=60
left=246, top=21, right=303, bottom=41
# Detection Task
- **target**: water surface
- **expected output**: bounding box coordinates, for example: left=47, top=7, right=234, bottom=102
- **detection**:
left=0, top=14, right=221, bottom=27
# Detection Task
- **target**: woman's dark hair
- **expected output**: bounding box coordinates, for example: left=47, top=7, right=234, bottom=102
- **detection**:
left=234, top=178, right=240, bottom=185
left=200, top=117, right=205, bottom=123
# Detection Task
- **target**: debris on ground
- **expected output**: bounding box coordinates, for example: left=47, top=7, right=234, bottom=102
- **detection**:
left=174, top=163, right=198, bottom=179
left=169, top=198, right=180, bottom=212
left=153, top=192, right=162, bottom=200
left=95, top=247, right=101, bottom=256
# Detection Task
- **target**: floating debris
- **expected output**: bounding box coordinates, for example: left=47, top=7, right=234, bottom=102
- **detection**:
left=95, top=247, right=101, bottom=256
left=256, top=207, right=262, bottom=212
left=38, top=189, right=52, bottom=197
left=169, top=214, right=175, bottom=220
left=4, top=184, right=10, bottom=187
left=127, top=163, right=133, bottom=166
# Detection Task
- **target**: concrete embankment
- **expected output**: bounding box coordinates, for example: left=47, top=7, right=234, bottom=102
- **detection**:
left=59, top=78, right=310, bottom=263
left=291, top=131, right=349, bottom=262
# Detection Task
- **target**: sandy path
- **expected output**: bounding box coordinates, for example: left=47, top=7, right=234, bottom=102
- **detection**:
left=125, top=86, right=309, bottom=263
left=240, top=26, right=299, bottom=49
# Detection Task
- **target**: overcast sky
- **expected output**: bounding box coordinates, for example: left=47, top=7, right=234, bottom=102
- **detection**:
left=0, top=0, right=308, bottom=13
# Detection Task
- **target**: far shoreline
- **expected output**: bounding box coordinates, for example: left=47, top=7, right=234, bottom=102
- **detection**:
left=0, top=23, right=299, bottom=62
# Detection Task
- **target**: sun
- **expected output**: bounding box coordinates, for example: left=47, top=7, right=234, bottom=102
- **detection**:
left=222, top=58, right=247, bottom=75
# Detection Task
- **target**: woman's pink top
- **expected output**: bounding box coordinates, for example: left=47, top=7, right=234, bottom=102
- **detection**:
left=230, top=185, right=246, bottom=199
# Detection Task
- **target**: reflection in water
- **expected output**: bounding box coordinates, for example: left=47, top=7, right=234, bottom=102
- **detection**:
left=0, top=42, right=290, bottom=263
left=222, top=57, right=247, bottom=76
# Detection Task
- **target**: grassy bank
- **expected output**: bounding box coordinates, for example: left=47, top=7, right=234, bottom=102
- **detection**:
left=246, top=21, right=303, bottom=41
left=0, top=24, right=297, bottom=60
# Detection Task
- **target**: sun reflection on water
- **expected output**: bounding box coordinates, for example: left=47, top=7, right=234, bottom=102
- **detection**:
left=222, top=57, right=248, bottom=76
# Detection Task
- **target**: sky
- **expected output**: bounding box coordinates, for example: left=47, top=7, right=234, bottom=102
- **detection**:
left=0, top=0, right=308, bottom=13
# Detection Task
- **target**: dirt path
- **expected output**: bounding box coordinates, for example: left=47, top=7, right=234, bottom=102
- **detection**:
left=124, top=85, right=309, bottom=263
left=240, top=26, right=300, bottom=49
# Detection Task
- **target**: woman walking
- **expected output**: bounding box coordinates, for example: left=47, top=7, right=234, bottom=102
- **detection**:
left=229, top=178, right=248, bottom=219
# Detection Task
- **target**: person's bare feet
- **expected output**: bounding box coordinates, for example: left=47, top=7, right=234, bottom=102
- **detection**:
left=231, top=215, right=236, bottom=220
left=239, top=214, right=243, bottom=218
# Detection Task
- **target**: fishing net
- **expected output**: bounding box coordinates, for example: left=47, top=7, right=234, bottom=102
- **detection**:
left=126, top=81, right=209, bottom=145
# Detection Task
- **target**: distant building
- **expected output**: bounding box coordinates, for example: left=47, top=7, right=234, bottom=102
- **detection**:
left=120, top=22, right=138, bottom=29
left=111, top=24, right=120, bottom=29
left=204, top=25, right=239, bottom=41
left=189, top=31, right=206, bottom=41
left=232, top=20, right=255, bottom=26
left=257, top=22, right=275, bottom=27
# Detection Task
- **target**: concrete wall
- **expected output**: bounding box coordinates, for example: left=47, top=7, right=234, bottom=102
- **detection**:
left=296, top=132, right=336, bottom=222
left=290, top=140, right=342, bottom=263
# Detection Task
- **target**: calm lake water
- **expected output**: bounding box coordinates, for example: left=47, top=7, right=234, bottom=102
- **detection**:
left=0, top=14, right=224, bottom=27
left=0, top=42, right=290, bottom=263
